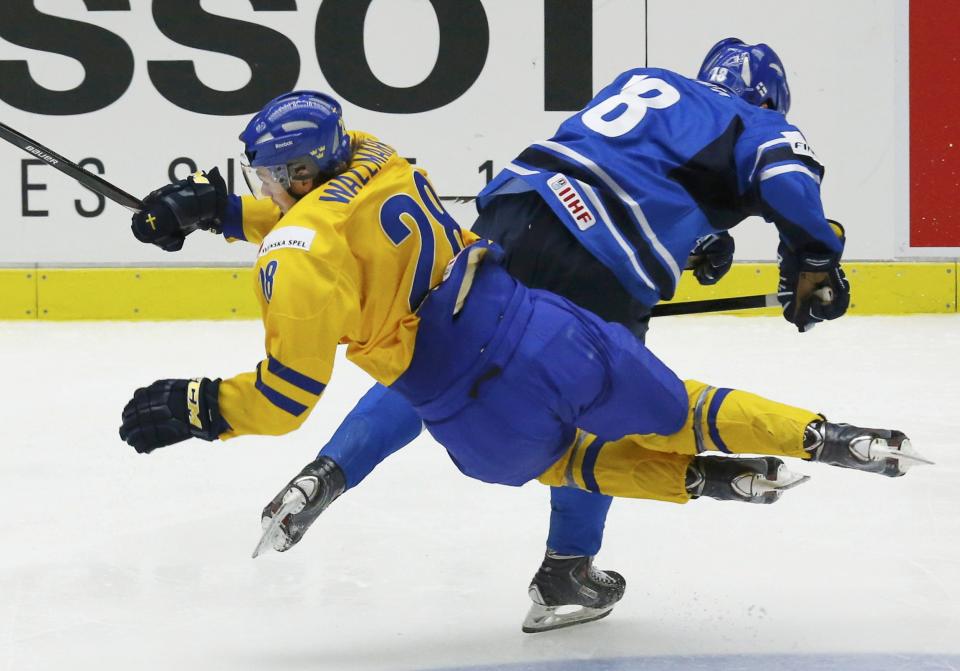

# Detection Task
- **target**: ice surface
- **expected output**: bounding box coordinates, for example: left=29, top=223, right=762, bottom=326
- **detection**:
left=1, top=315, right=958, bottom=671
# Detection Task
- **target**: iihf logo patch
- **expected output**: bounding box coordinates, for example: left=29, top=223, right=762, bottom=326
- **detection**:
left=259, top=260, right=279, bottom=303
left=546, top=174, right=595, bottom=231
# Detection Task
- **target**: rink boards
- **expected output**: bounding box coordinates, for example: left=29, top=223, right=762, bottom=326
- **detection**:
left=0, top=261, right=954, bottom=320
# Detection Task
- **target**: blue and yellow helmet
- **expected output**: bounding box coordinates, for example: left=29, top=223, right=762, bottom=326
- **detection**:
left=239, top=90, right=351, bottom=198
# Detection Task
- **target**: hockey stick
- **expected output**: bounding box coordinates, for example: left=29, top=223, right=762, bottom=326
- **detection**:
left=652, top=287, right=833, bottom=317
left=0, top=120, right=470, bottom=210
left=0, top=121, right=143, bottom=212
left=651, top=293, right=778, bottom=317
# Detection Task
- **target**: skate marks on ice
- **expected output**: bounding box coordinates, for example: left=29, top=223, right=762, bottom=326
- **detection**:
left=424, top=654, right=960, bottom=671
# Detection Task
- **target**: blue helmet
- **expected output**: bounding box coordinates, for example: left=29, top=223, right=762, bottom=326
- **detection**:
left=697, top=38, right=791, bottom=115
left=239, top=90, right=351, bottom=198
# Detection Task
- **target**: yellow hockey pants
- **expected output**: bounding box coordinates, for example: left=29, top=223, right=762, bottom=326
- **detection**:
left=538, top=379, right=820, bottom=503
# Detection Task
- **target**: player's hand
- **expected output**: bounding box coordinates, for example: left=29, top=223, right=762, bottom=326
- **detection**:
left=259, top=457, right=346, bottom=554
left=777, top=221, right=850, bottom=332
left=131, top=168, right=229, bottom=251
left=119, top=377, right=228, bottom=453
left=687, top=232, right=734, bottom=285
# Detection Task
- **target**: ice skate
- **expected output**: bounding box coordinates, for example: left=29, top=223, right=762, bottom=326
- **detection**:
left=804, top=421, right=932, bottom=477
left=522, top=552, right=625, bottom=633
left=252, top=488, right=307, bottom=558
left=687, top=455, right=810, bottom=504
left=253, top=456, right=346, bottom=558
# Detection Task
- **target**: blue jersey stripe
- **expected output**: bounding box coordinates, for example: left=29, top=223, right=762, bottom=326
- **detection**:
left=707, top=388, right=733, bottom=453
left=255, top=363, right=309, bottom=416
left=516, top=146, right=676, bottom=299
left=580, top=439, right=605, bottom=493
left=267, top=355, right=326, bottom=395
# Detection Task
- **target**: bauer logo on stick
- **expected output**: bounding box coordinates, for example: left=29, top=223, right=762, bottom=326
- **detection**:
left=24, top=145, right=58, bottom=165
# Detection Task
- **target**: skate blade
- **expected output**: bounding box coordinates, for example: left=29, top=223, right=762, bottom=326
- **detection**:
left=251, top=489, right=306, bottom=559
left=769, top=466, right=812, bottom=491
left=750, top=468, right=811, bottom=498
left=869, top=438, right=934, bottom=475
left=521, top=602, right=614, bottom=634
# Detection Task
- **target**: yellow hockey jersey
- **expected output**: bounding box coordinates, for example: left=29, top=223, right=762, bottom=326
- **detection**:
left=218, top=132, right=478, bottom=439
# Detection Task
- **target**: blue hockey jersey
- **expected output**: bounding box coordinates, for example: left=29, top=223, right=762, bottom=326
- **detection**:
left=477, top=67, right=841, bottom=306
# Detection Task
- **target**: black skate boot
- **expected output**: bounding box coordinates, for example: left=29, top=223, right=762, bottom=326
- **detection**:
left=253, top=456, right=346, bottom=558
left=687, top=455, right=810, bottom=504
left=522, top=551, right=626, bottom=633
left=804, top=421, right=931, bottom=477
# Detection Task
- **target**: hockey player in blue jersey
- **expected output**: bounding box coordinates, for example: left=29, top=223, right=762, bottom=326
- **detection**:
left=251, top=38, right=856, bottom=632
left=467, top=38, right=852, bottom=631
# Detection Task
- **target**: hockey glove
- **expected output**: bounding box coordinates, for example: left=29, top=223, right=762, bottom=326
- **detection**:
left=688, top=232, right=735, bottom=285
left=259, top=456, right=346, bottom=553
left=131, top=168, right=229, bottom=252
left=777, top=220, right=851, bottom=333
left=119, top=377, right=229, bottom=454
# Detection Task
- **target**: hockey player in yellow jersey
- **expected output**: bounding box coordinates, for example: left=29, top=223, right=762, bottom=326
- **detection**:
left=120, top=91, right=692, bottom=482
left=213, top=132, right=478, bottom=438
left=119, top=90, right=928, bottom=632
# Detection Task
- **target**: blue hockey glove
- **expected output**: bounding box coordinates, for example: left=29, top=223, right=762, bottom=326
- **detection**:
left=131, top=168, right=229, bottom=252
left=688, top=232, right=735, bottom=285
left=258, top=456, right=346, bottom=554
left=777, top=221, right=851, bottom=332
left=119, top=377, right=229, bottom=453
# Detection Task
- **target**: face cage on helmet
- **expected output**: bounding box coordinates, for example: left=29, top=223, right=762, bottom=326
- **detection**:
left=240, top=156, right=321, bottom=200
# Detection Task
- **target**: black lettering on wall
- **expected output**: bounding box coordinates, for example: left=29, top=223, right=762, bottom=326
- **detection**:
left=21, top=160, right=48, bottom=217
left=316, top=0, right=489, bottom=113
left=0, top=0, right=134, bottom=115
left=544, top=0, right=593, bottom=111
left=75, top=158, right=107, bottom=217
left=478, top=159, right=493, bottom=183
left=169, top=157, right=198, bottom=182
left=148, top=0, right=300, bottom=115
left=226, top=158, right=236, bottom=195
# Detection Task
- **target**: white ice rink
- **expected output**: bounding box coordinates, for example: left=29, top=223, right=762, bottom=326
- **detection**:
left=2, top=315, right=958, bottom=671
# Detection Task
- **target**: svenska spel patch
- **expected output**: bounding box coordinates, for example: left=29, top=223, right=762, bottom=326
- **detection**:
left=258, top=226, right=316, bottom=258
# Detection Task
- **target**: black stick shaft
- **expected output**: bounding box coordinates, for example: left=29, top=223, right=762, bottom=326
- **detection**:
left=651, top=293, right=779, bottom=317
left=0, top=121, right=143, bottom=212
